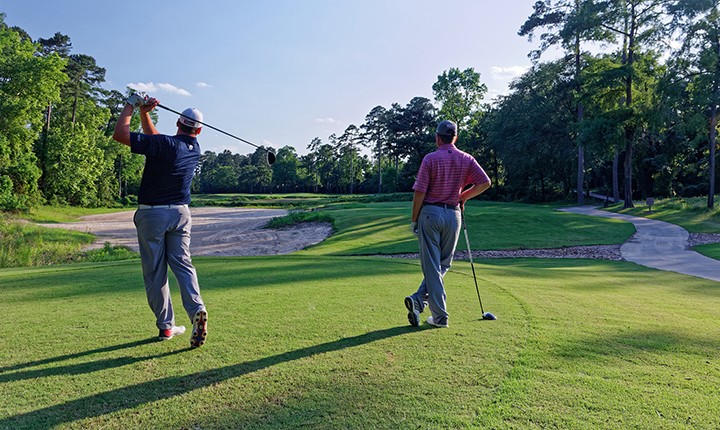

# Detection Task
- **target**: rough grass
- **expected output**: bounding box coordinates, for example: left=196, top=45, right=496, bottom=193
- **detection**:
left=0, top=210, right=137, bottom=268
left=265, top=210, right=335, bottom=229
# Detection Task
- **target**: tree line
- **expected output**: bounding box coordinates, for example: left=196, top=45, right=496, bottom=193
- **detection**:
left=2, top=1, right=720, bottom=210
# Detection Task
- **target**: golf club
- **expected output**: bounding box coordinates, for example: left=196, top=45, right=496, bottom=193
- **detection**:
left=461, top=210, right=496, bottom=321
left=155, top=102, right=276, bottom=165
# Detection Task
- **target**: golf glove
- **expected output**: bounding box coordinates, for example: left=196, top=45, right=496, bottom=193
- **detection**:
left=125, top=93, right=146, bottom=108
left=410, top=222, right=418, bottom=236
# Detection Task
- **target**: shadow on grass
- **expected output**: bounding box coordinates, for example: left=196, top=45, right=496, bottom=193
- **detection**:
left=0, top=347, right=188, bottom=384
left=2, top=325, right=425, bottom=429
left=552, top=329, right=720, bottom=361
left=0, top=338, right=156, bottom=374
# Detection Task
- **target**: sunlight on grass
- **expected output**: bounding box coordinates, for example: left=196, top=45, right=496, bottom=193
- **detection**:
left=0, top=256, right=718, bottom=429
left=2, top=196, right=720, bottom=428
left=614, top=196, right=720, bottom=232
left=301, top=201, right=635, bottom=255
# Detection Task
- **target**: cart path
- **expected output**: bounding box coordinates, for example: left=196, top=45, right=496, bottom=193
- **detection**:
left=560, top=206, right=720, bottom=283
left=39, top=207, right=332, bottom=257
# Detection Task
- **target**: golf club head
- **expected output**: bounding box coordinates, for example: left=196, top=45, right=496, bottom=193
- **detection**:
left=482, top=312, right=497, bottom=321
left=266, top=151, right=276, bottom=165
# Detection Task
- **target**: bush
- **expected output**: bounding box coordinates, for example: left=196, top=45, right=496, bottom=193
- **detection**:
left=265, top=210, right=335, bottom=229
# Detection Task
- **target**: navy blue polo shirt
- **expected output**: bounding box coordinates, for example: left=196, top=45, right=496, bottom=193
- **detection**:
left=130, top=132, right=200, bottom=205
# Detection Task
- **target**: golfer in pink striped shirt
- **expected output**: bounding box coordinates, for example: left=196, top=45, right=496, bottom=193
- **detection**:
left=404, top=120, right=491, bottom=328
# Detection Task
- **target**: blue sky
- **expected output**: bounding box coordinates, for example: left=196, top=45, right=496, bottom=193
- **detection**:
left=3, top=1, right=545, bottom=156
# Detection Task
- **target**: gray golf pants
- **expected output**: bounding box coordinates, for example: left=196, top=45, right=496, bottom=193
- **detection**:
left=134, top=205, right=204, bottom=330
left=410, top=204, right=461, bottom=324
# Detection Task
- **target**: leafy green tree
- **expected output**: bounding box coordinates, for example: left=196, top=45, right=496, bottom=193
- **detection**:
left=361, top=105, right=389, bottom=193
left=520, top=0, right=614, bottom=203
left=37, top=32, right=71, bottom=56
left=597, top=0, right=668, bottom=207
left=668, top=0, right=720, bottom=207
left=42, top=124, right=105, bottom=205
left=432, top=67, right=487, bottom=131
left=62, top=54, right=106, bottom=127
left=0, top=15, right=66, bottom=209
left=299, top=150, right=320, bottom=193
left=385, top=97, right=436, bottom=189
left=335, top=124, right=364, bottom=193
left=487, top=60, right=577, bottom=201
left=272, top=146, right=300, bottom=192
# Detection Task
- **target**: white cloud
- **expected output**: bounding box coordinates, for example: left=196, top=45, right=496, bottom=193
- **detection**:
left=196, top=82, right=213, bottom=89
left=315, top=117, right=337, bottom=124
left=128, top=82, right=192, bottom=96
left=491, top=66, right=528, bottom=80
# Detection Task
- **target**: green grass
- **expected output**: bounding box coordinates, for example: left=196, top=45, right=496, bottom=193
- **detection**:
left=606, top=196, right=720, bottom=258
left=300, top=200, right=636, bottom=255
left=23, top=206, right=129, bottom=223
left=191, top=192, right=413, bottom=209
left=265, top=210, right=335, bottom=229
left=0, top=217, right=95, bottom=267
left=1, top=256, right=718, bottom=429
left=2, top=197, right=720, bottom=428
left=0, top=212, right=138, bottom=268
left=693, top=243, right=720, bottom=259
left=610, top=196, right=720, bottom=233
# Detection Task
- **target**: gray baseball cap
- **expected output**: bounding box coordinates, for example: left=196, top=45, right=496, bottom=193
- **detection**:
left=436, top=120, right=457, bottom=137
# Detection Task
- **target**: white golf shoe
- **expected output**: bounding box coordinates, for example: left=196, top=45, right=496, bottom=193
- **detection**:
left=159, top=325, right=186, bottom=341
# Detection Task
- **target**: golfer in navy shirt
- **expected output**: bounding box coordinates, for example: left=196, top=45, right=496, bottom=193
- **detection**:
left=113, top=94, right=208, bottom=348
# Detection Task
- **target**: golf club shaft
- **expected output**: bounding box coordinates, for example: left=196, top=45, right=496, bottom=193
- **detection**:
left=157, top=104, right=263, bottom=151
left=462, top=211, right=486, bottom=314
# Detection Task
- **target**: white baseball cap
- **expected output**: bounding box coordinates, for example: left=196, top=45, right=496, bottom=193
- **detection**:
left=179, top=108, right=203, bottom=129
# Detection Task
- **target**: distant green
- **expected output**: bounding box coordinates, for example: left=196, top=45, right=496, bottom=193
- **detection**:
left=301, top=200, right=635, bottom=255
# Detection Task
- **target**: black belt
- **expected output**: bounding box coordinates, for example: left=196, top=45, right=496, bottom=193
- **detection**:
left=138, top=204, right=188, bottom=210
left=423, top=202, right=460, bottom=210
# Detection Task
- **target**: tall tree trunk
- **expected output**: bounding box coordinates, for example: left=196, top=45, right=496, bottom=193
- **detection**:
left=350, top=152, right=355, bottom=194
left=709, top=105, right=717, bottom=209
left=577, top=103, right=584, bottom=204
left=39, top=103, right=52, bottom=192
left=613, top=148, right=620, bottom=202
left=575, top=3, right=584, bottom=205
left=71, top=93, right=78, bottom=128
left=377, top=141, right=383, bottom=194
left=622, top=1, right=636, bottom=208
left=623, top=133, right=634, bottom=206
left=710, top=28, right=720, bottom=209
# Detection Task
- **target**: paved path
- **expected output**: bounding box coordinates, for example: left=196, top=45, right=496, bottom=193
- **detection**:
left=560, top=206, right=720, bottom=283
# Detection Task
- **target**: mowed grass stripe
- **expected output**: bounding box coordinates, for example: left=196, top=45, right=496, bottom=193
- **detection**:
left=0, top=256, right=526, bottom=429
left=1, top=255, right=719, bottom=428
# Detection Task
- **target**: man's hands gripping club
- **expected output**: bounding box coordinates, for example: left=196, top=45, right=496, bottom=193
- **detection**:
left=125, top=93, right=146, bottom=108
left=113, top=93, right=161, bottom=146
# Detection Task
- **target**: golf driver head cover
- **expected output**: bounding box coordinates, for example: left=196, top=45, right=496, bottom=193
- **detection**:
left=126, top=93, right=147, bottom=108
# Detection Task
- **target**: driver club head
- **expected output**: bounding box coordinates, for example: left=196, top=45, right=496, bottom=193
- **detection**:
left=266, top=151, right=276, bottom=165
left=482, top=312, right=497, bottom=321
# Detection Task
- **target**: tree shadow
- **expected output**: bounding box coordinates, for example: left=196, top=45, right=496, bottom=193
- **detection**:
left=2, top=325, right=425, bottom=429
left=0, top=338, right=156, bottom=374
left=551, top=328, right=720, bottom=361
left=0, top=348, right=188, bottom=384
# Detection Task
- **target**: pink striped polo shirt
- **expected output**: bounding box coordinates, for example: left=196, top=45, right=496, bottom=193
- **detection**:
left=412, top=144, right=490, bottom=206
